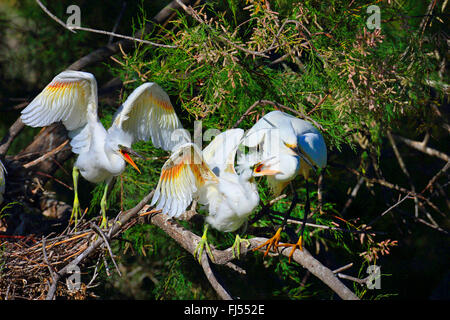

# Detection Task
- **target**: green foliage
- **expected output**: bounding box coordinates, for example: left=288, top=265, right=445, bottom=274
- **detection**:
left=89, top=0, right=446, bottom=300
left=2, top=0, right=447, bottom=300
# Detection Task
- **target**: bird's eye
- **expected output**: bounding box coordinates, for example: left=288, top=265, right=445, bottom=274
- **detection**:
left=253, top=163, right=263, bottom=173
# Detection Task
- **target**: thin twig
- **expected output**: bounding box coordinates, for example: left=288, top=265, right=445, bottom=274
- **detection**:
left=332, top=263, right=354, bottom=274
left=23, top=140, right=70, bottom=169
left=42, top=237, right=57, bottom=283
left=90, top=222, right=122, bottom=277
left=35, top=0, right=76, bottom=33
left=366, top=193, right=414, bottom=228
left=421, top=161, right=450, bottom=194
left=36, top=0, right=176, bottom=48
left=392, top=134, right=449, bottom=162
left=387, top=130, right=419, bottom=217
left=71, top=26, right=177, bottom=48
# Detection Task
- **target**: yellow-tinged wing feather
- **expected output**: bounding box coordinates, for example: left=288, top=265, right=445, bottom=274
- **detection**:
left=111, top=82, right=184, bottom=151
left=20, top=70, right=98, bottom=131
left=151, top=143, right=218, bottom=218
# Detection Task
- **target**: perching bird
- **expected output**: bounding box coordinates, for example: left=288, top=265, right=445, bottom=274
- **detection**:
left=150, top=128, right=277, bottom=261
left=241, top=110, right=327, bottom=260
left=0, top=160, right=7, bottom=205
left=21, top=70, right=183, bottom=228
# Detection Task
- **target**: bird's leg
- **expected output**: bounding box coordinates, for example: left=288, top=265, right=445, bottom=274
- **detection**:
left=278, top=179, right=310, bottom=263
left=231, top=234, right=251, bottom=259
left=70, top=167, right=82, bottom=227
left=253, top=183, right=299, bottom=257
left=194, top=224, right=214, bottom=263
left=99, top=180, right=110, bottom=229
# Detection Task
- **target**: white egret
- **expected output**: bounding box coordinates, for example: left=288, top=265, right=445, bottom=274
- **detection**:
left=0, top=160, right=6, bottom=205
left=21, top=70, right=183, bottom=228
left=241, top=110, right=327, bottom=260
left=150, top=128, right=277, bottom=261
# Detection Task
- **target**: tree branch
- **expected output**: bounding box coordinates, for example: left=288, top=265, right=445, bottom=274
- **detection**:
left=144, top=205, right=359, bottom=300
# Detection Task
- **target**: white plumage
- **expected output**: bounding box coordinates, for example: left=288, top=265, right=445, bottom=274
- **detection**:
left=242, top=110, right=327, bottom=195
left=21, top=70, right=183, bottom=227
left=241, top=110, right=327, bottom=259
left=151, top=128, right=276, bottom=259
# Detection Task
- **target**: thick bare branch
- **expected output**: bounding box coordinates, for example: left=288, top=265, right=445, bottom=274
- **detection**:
left=144, top=205, right=359, bottom=300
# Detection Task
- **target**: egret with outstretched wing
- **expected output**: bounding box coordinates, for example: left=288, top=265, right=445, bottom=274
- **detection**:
left=241, top=110, right=327, bottom=261
left=151, top=128, right=277, bottom=261
left=21, top=70, right=183, bottom=228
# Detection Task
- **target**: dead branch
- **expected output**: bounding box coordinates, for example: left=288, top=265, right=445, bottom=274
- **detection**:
left=0, top=117, right=25, bottom=156
left=67, top=0, right=193, bottom=71
left=144, top=205, right=359, bottom=300
left=387, top=130, right=419, bottom=217
left=36, top=0, right=176, bottom=48
left=392, top=134, right=449, bottom=162
left=23, top=140, right=70, bottom=169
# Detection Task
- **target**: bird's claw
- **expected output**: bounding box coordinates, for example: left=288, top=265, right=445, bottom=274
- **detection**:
left=99, top=216, right=108, bottom=229
left=70, top=195, right=82, bottom=228
left=253, top=227, right=283, bottom=257
left=194, top=233, right=214, bottom=263
left=231, top=235, right=250, bottom=259
left=278, top=236, right=304, bottom=264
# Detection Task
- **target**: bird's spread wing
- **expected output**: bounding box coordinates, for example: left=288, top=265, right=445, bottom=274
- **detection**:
left=21, top=70, right=98, bottom=131
left=111, top=83, right=183, bottom=151
left=151, top=143, right=218, bottom=218
left=202, top=128, right=244, bottom=176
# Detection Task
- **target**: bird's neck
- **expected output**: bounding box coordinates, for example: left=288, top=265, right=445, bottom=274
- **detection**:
left=238, top=168, right=254, bottom=184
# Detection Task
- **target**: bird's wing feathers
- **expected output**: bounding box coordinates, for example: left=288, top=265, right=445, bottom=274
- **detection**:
left=202, top=129, right=244, bottom=176
left=111, top=83, right=183, bottom=151
left=21, top=70, right=98, bottom=131
left=151, top=143, right=218, bottom=218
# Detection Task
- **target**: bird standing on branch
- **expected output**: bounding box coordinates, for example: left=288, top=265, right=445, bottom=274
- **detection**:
left=151, top=128, right=277, bottom=261
left=21, top=70, right=183, bottom=228
left=241, top=110, right=327, bottom=261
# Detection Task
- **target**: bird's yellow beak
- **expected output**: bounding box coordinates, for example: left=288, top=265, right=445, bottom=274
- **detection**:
left=119, top=147, right=142, bottom=174
left=284, top=142, right=297, bottom=149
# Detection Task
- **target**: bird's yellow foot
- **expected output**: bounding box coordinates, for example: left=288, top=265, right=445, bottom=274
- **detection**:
left=253, top=227, right=283, bottom=257
left=70, top=194, right=82, bottom=227
left=231, top=235, right=250, bottom=259
left=99, top=187, right=108, bottom=229
left=99, top=215, right=108, bottom=229
left=278, top=236, right=304, bottom=263
left=194, top=226, right=214, bottom=263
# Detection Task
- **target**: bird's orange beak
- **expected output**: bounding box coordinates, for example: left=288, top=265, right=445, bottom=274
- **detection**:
left=253, top=161, right=280, bottom=176
left=119, top=147, right=142, bottom=174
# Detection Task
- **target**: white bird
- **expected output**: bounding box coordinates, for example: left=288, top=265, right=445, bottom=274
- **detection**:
left=0, top=160, right=7, bottom=205
left=241, top=110, right=327, bottom=260
left=21, top=70, right=183, bottom=228
left=150, top=128, right=277, bottom=261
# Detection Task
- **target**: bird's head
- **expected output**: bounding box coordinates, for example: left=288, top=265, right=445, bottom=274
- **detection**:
left=117, top=145, right=143, bottom=174
left=106, top=127, right=142, bottom=173
left=251, top=156, right=281, bottom=177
